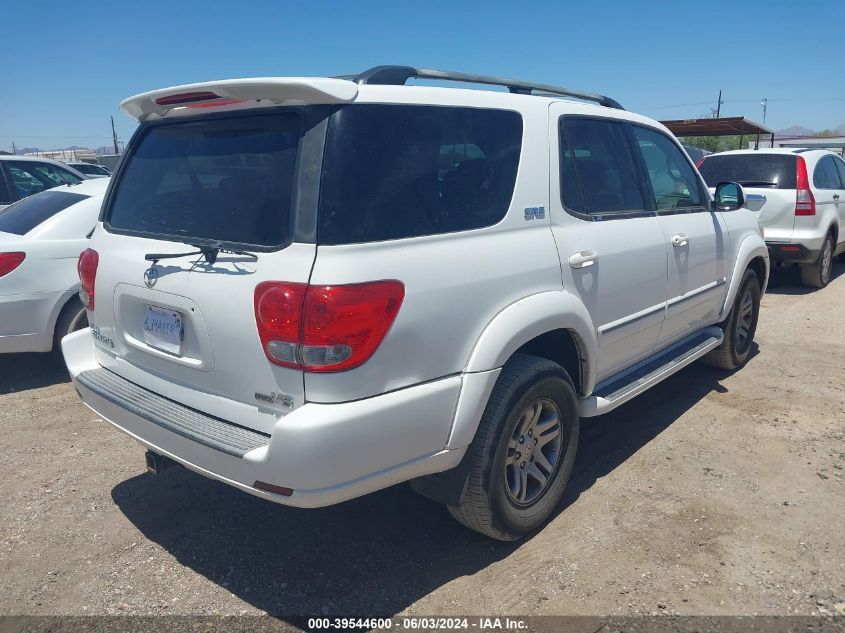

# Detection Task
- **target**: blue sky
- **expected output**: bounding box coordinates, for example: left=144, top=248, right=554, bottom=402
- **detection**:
left=1, top=0, right=844, bottom=151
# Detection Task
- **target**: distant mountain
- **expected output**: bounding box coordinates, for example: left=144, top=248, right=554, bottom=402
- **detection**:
left=14, top=145, right=91, bottom=155
left=776, top=125, right=815, bottom=137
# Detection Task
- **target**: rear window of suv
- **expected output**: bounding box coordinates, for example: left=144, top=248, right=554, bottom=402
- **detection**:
left=107, top=113, right=302, bottom=248
left=698, top=154, right=797, bottom=189
left=318, top=105, right=522, bottom=244
left=0, top=190, right=87, bottom=235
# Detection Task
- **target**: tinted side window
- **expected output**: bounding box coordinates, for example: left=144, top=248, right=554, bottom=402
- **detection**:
left=0, top=190, right=87, bottom=235
left=318, top=105, right=522, bottom=244
left=822, top=157, right=842, bottom=189
left=632, top=126, right=702, bottom=211
left=813, top=160, right=829, bottom=189
left=559, top=118, right=645, bottom=215
left=8, top=161, right=82, bottom=198
left=835, top=157, right=845, bottom=189
left=0, top=168, right=12, bottom=204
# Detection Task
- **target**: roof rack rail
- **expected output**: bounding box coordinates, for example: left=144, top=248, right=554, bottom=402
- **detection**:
left=351, top=65, right=624, bottom=110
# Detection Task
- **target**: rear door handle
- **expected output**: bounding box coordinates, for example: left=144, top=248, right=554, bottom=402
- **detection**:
left=569, top=250, right=598, bottom=269
left=671, top=233, right=689, bottom=248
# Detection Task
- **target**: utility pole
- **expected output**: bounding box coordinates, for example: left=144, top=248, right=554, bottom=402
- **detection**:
left=11, top=141, right=16, bottom=155
left=761, top=98, right=768, bottom=124
left=111, top=116, right=119, bottom=154
left=715, top=90, right=724, bottom=118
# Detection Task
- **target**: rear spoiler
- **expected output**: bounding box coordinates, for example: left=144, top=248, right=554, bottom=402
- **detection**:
left=120, top=77, right=359, bottom=121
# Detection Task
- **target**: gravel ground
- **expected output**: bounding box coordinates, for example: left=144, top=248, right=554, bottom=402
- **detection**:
left=0, top=263, right=843, bottom=622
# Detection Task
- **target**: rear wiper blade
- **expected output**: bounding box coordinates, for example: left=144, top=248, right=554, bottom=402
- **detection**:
left=737, top=181, right=778, bottom=188
left=145, top=249, right=205, bottom=264
left=145, top=241, right=258, bottom=265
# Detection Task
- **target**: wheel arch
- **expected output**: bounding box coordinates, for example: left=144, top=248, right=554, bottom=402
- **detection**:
left=446, top=291, right=596, bottom=453
left=827, top=221, right=838, bottom=246
left=720, top=236, right=769, bottom=321
left=46, top=285, right=83, bottom=350
left=463, top=291, right=597, bottom=393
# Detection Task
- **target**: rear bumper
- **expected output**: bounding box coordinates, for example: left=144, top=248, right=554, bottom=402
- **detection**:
left=62, top=329, right=467, bottom=508
left=0, top=292, right=60, bottom=353
left=766, top=241, right=818, bottom=265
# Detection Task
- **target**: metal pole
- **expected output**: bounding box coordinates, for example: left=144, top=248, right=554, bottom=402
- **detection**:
left=761, top=98, right=767, bottom=124
left=716, top=90, right=723, bottom=118
left=111, top=116, right=119, bottom=154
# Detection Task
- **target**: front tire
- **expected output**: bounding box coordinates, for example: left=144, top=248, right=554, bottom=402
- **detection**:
left=448, top=354, right=579, bottom=541
left=800, top=234, right=834, bottom=289
left=701, top=269, right=761, bottom=370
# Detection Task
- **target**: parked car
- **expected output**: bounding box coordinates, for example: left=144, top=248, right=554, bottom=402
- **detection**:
left=0, top=155, right=89, bottom=211
left=62, top=66, right=768, bottom=540
left=698, top=149, right=845, bottom=288
left=683, top=144, right=711, bottom=165
left=0, top=178, right=108, bottom=354
left=67, top=162, right=112, bottom=178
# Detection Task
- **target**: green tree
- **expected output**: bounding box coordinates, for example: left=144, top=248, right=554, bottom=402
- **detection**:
left=679, top=135, right=745, bottom=153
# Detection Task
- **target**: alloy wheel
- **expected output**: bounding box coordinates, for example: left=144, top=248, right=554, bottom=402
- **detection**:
left=733, top=289, right=754, bottom=353
left=821, top=239, right=832, bottom=285
left=504, top=398, right=564, bottom=506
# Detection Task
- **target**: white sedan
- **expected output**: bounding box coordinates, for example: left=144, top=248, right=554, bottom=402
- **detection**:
left=0, top=178, right=109, bottom=354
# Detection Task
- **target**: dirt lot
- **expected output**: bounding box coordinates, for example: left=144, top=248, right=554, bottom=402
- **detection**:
left=0, top=264, right=843, bottom=621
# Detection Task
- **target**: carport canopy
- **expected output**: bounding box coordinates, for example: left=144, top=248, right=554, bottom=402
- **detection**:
left=660, top=117, right=775, bottom=149
left=660, top=116, right=774, bottom=138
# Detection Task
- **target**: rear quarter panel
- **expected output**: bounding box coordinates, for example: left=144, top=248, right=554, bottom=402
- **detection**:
left=305, top=96, right=563, bottom=403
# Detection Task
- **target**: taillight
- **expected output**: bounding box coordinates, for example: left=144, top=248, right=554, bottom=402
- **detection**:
left=78, top=248, right=99, bottom=310
left=695, top=157, right=706, bottom=169
left=795, top=156, right=816, bottom=216
left=0, top=252, right=25, bottom=278
left=254, top=280, right=405, bottom=372
left=254, top=282, right=307, bottom=367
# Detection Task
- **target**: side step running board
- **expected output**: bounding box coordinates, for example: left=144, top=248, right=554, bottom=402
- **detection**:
left=580, top=327, right=723, bottom=417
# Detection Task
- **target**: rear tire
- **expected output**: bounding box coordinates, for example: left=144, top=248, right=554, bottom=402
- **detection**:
left=447, top=354, right=579, bottom=541
left=701, top=269, right=761, bottom=370
left=800, top=234, right=834, bottom=289
left=52, top=296, right=88, bottom=353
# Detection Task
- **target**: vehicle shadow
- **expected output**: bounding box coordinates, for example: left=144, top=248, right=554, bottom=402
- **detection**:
left=558, top=349, right=753, bottom=512
left=110, top=350, right=752, bottom=619
left=0, top=352, right=70, bottom=393
left=764, top=260, right=843, bottom=295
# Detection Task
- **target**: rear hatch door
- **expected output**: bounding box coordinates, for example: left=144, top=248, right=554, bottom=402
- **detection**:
left=700, top=153, right=797, bottom=235
left=92, top=108, right=323, bottom=434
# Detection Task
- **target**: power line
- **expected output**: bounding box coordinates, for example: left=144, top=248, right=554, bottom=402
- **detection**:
left=639, top=97, right=845, bottom=111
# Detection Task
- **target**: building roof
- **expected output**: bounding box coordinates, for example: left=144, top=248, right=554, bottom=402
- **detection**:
left=660, top=116, right=774, bottom=137
left=774, top=136, right=845, bottom=149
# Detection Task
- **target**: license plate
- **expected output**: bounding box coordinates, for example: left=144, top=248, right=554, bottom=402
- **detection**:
left=143, top=305, right=184, bottom=355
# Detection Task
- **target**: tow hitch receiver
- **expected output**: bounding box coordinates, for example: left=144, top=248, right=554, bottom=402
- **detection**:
left=145, top=450, right=178, bottom=474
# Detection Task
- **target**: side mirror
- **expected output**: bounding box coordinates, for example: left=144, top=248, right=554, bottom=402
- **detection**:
left=714, top=181, right=745, bottom=211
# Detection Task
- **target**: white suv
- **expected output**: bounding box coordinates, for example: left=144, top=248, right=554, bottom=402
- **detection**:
left=699, top=148, right=845, bottom=288
left=63, top=66, right=769, bottom=540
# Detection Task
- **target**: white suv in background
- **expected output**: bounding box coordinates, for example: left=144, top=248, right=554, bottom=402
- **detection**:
left=0, top=155, right=88, bottom=210
left=63, top=66, right=768, bottom=540
left=699, top=149, right=845, bottom=288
